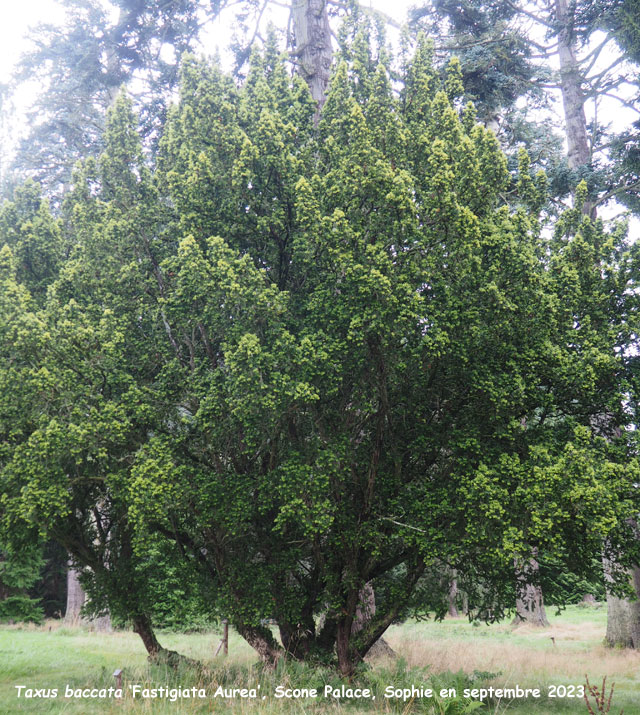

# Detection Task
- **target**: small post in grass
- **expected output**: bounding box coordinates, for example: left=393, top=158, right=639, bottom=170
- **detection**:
left=215, top=619, right=229, bottom=657
left=113, top=668, right=123, bottom=693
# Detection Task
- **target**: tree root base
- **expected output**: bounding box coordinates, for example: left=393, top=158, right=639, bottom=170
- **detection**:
left=148, top=648, right=203, bottom=670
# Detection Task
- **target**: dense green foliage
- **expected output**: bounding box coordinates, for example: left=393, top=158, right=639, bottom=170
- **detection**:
left=0, top=543, right=44, bottom=623
left=1, top=24, right=640, bottom=670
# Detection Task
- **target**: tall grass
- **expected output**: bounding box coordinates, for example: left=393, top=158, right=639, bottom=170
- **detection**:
left=1, top=606, right=639, bottom=713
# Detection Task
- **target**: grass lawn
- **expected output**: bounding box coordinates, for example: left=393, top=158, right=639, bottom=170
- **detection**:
left=1, top=605, right=638, bottom=713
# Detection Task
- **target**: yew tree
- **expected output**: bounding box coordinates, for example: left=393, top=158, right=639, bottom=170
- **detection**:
left=1, top=33, right=639, bottom=674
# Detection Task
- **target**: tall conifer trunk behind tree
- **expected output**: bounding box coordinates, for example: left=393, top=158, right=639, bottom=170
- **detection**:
left=555, top=0, right=591, bottom=170
left=290, top=0, right=333, bottom=124
left=554, top=0, right=595, bottom=217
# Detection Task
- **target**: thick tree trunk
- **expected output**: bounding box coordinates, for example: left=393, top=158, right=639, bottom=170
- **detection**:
left=64, top=561, right=85, bottom=624
left=512, top=554, right=549, bottom=627
left=291, top=0, right=333, bottom=124
left=236, top=623, right=283, bottom=666
left=278, top=616, right=314, bottom=659
left=133, top=614, right=162, bottom=656
left=554, top=0, right=594, bottom=217
left=132, top=613, right=197, bottom=666
left=606, top=592, right=635, bottom=647
left=604, top=560, right=640, bottom=648
left=513, top=582, right=549, bottom=627
left=555, top=0, right=590, bottom=169
left=351, top=582, right=375, bottom=635
left=92, top=612, right=112, bottom=632
left=351, top=582, right=396, bottom=660
left=65, top=555, right=111, bottom=631
left=336, top=619, right=354, bottom=676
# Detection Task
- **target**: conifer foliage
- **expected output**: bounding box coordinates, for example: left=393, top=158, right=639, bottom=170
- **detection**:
left=1, top=34, right=639, bottom=673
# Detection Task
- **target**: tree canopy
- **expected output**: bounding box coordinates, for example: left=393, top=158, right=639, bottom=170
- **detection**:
left=1, top=28, right=639, bottom=672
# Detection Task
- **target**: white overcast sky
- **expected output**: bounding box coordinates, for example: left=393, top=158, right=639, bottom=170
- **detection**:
left=0, top=2, right=63, bottom=82
left=0, top=0, right=414, bottom=83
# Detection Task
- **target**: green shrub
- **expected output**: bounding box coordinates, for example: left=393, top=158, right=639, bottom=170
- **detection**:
left=0, top=594, right=44, bottom=623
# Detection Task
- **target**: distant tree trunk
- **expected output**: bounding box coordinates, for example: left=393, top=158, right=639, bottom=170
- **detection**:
left=351, top=582, right=375, bottom=635
left=448, top=577, right=459, bottom=618
left=554, top=0, right=595, bottom=217
left=606, top=591, right=635, bottom=647
left=604, top=557, right=640, bottom=648
left=64, top=561, right=85, bottom=624
left=103, top=3, right=132, bottom=108
left=92, top=611, right=112, bottom=632
left=290, top=0, right=333, bottom=125
left=64, top=558, right=111, bottom=630
left=581, top=593, right=596, bottom=605
left=512, top=552, right=549, bottom=627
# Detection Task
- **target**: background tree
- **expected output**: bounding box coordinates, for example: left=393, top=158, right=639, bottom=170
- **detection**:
left=413, top=0, right=640, bottom=217
left=0, top=543, right=43, bottom=624
left=9, top=0, right=209, bottom=200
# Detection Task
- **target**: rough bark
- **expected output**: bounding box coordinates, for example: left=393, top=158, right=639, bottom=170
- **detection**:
left=554, top=0, right=594, bottom=217
left=91, top=612, right=112, bottom=632
left=132, top=613, right=199, bottom=667
left=351, top=582, right=396, bottom=660
left=336, top=619, right=353, bottom=676
left=291, top=0, right=333, bottom=125
left=606, top=592, right=635, bottom=647
left=604, top=558, right=640, bottom=648
left=555, top=0, right=590, bottom=169
left=133, top=614, right=162, bottom=656
left=278, top=617, right=314, bottom=659
left=235, top=623, right=283, bottom=666
left=351, top=582, right=375, bottom=635
left=512, top=554, right=549, bottom=627
left=64, top=561, right=86, bottom=624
